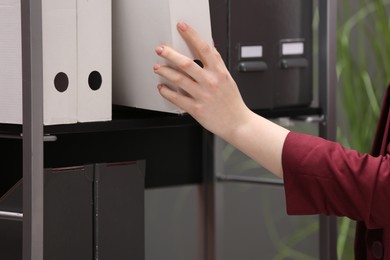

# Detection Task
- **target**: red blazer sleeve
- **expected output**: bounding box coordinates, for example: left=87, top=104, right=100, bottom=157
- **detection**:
left=282, top=131, right=390, bottom=229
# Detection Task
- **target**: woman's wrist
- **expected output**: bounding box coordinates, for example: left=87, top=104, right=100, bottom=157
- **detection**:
left=223, top=110, right=289, bottom=177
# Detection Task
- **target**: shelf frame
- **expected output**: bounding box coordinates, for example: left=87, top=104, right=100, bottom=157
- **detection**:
left=21, top=0, right=44, bottom=259
left=318, top=0, right=338, bottom=259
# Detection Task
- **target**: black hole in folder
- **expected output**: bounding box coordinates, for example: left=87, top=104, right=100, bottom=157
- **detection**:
left=88, top=71, right=102, bottom=91
left=54, top=72, right=69, bottom=93
left=194, top=59, right=204, bottom=68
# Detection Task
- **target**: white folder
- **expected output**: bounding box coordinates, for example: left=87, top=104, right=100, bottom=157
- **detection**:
left=112, top=0, right=213, bottom=113
left=42, top=0, right=78, bottom=125
left=77, top=0, right=112, bottom=122
left=0, top=0, right=22, bottom=124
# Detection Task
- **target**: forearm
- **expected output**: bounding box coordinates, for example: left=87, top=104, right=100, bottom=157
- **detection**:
left=222, top=110, right=289, bottom=178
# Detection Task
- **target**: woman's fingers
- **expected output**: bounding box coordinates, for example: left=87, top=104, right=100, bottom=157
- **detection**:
left=153, top=63, right=202, bottom=98
left=176, top=22, right=220, bottom=68
left=157, top=84, right=194, bottom=113
left=155, top=45, right=205, bottom=85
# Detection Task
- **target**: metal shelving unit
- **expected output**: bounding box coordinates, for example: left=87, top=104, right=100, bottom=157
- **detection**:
left=0, top=0, right=337, bottom=259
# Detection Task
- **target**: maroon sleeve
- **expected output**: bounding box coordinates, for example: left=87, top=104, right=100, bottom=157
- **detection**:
left=282, top=131, right=390, bottom=229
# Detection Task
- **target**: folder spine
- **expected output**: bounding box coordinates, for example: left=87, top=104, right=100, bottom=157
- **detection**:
left=42, top=0, right=78, bottom=125
left=77, top=0, right=112, bottom=123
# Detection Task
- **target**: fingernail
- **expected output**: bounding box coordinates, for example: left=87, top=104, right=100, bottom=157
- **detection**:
left=157, top=84, right=163, bottom=91
left=177, top=22, right=188, bottom=32
left=153, top=64, right=160, bottom=71
left=155, top=46, right=164, bottom=55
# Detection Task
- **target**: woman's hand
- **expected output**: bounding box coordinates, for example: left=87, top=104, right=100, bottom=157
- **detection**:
left=153, top=22, right=252, bottom=141
left=153, top=22, right=289, bottom=177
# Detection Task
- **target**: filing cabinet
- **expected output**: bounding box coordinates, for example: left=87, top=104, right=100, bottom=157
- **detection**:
left=230, top=0, right=313, bottom=110
left=210, top=0, right=314, bottom=110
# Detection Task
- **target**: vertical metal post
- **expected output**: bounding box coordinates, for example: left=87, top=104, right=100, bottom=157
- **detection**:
left=319, top=0, right=338, bottom=259
left=21, top=0, right=44, bottom=259
left=201, top=130, right=216, bottom=260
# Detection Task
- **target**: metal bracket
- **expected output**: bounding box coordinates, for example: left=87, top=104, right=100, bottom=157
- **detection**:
left=291, top=114, right=325, bottom=123
left=217, top=174, right=284, bottom=186
left=0, top=211, right=23, bottom=221
left=0, top=134, right=57, bottom=142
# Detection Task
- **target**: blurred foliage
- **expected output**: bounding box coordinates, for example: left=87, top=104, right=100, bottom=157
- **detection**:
left=337, top=0, right=390, bottom=151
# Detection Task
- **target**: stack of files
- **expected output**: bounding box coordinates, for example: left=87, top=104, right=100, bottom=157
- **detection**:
left=112, top=0, right=213, bottom=114
left=0, top=0, right=111, bottom=125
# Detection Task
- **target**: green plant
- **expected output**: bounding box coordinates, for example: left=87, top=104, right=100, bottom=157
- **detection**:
left=337, top=0, right=390, bottom=259
left=337, top=0, right=390, bottom=151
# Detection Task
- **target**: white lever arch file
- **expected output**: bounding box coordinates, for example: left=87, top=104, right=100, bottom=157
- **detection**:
left=112, top=0, right=213, bottom=113
left=77, top=0, right=112, bottom=123
left=42, top=0, right=78, bottom=125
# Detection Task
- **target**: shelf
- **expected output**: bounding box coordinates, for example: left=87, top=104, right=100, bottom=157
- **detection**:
left=0, top=108, right=204, bottom=192
left=0, top=105, right=322, bottom=135
left=0, top=106, right=198, bottom=135
left=0, top=105, right=321, bottom=191
left=0, top=105, right=321, bottom=195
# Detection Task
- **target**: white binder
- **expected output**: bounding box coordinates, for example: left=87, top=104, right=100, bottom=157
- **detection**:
left=42, top=0, right=78, bottom=125
left=0, top=0, right=22, bottom=124
left=77, top=0, right=112, bottom=123
left=112, top=0, right=213, bottom=113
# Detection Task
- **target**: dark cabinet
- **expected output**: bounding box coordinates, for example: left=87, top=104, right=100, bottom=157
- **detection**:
left=210, top=0, right=313, bottom=110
